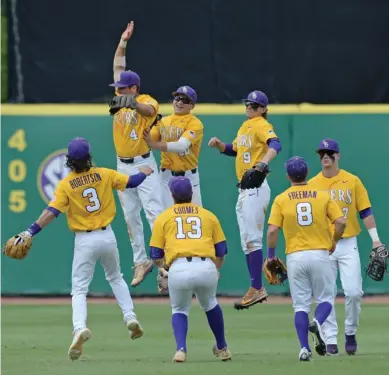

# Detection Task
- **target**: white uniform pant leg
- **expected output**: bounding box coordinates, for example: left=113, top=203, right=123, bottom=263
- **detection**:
left=235, top=180, right=271, bottom=254
left=192, top=259, right=218, bottom=312
left=98, top=227, right=135, bottom=323
left=188, top=170, right=202, bottom=207
left=160, top=169, right=174, bottom=209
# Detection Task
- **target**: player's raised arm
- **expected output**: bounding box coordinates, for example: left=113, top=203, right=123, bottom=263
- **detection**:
left=113, top=22, right=134, bottom=81
left=208, top=137, right=237, bottom=156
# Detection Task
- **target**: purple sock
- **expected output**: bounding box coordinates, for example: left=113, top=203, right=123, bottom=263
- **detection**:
left=205, top=305, right=227, bottom=350
left=172, top=313, right=188, bottom=352
left=314, top=302, right=332, bottom=325
left=246, top=250, right=263, bottom=289
left=295, top=311, right=311, bottom=350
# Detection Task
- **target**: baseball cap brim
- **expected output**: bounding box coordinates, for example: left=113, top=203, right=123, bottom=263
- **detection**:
left=109, top=82, right=130, bottom=88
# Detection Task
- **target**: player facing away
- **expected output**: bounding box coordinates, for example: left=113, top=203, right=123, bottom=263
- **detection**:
left=110, top=21, right=163, bottom=287
left=6, top=138, right=153, bottom=360
left=208, top=90, right=282, bottom=310
left=308, top=138, right=383, bottom=355
left=149, top=177, right=231, bottom=363
left=143, top=85, right=204, bottom=209
left=266, top=157, right=346, bottom=361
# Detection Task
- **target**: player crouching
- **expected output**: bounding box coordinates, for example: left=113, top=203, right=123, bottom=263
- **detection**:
left=265, top=157, right=346, bottom=361
left=149, top=177, right=231, bottom=363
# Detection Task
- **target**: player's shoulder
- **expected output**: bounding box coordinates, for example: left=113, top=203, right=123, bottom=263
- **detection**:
left=340, top=169, right=360, bottom=182
left=90, top=167, right=112, bottom=177
left=307, top=171, right=322, bottom=184
left=188, top=114, right=203, bottom=126
left=138, top=94, right=158, bottom=105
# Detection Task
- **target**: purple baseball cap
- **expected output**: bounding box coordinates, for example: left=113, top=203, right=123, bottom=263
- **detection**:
left=109, top=70, right=141, bottom=88
left=285, top=156, right=308, bottom=181
left=245, top=90, right=269, bottom=107
left=168, top=176, right=193, bottom=201
left=172, top=86, right=197, bottom=104
left=68, top=137, right=91, bottom=160
left=316, top=138, right=340, bottom=153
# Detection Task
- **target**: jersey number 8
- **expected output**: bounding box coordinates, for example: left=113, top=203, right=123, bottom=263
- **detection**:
left=83, top=187, right=101, bottom=213
left=296, top=202, right=313, bottom=226
left=175, top=216, right=202, bottom=239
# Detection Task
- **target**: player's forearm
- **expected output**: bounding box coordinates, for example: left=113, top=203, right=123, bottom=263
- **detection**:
left=221, top=143, right=237, bottom=157
left=26, top=208, right=58, bottom=237
left=267, top=225, right=279, bottom=249
left=333, top=217, right=346, bottom=243
left=215, top=257, right=224, bottom=269
left=136, top=103, right=156, bottom=117
left=113, top=39, right=127, bottom=81
left=146, top=140, right=168, bottom=152
left=261, top=148, right=278, bottom=165
left=363, top=214, right=382, bottom=243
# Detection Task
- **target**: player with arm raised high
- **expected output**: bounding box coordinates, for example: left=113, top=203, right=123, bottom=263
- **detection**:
left=208, top=90, right=282, bottom=310
left=108, top=21, right=164, bottom=288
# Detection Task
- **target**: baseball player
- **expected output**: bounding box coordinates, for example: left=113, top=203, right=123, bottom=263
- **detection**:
left=143, top=86, right=204, bottom=208
left=308, top=138, right=383, bottom=355
left=266, top=156, right=346, bottom=361
left=109, top=21, right=163, bottom=287
left=149, top=177, right=231, bottom=363
left=3, top=138, right=153, bottom=360
left=208, top=90, right=282, bottom=310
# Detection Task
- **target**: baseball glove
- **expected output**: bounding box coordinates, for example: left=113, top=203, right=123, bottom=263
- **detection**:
left=109, top=94, right=137, bottom=115
left=157, top=267, right=169, bottom=294
left=366, top=243, right=388, bottom=281
left=263, top=257, right=288, bottom=285
left=239, top=163, right=269, bottom=190
left=3, top=231, right=33, bottom=260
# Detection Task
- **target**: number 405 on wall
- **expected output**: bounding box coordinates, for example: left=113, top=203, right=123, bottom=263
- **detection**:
left=7, top=129, right=28, bottom=213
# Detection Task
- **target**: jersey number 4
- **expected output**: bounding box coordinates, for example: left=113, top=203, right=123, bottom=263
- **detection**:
left=296, top=202, right=313, bottom=226
left=175, top=216, right=202, bottom=239
left=130, top=129, right=138, bottom=141
left=82, top=187, right=101, bottom=212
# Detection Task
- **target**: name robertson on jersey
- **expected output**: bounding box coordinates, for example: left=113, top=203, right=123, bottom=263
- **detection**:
left=288, top=190, right=317, bottom=200
left=236, top=134, right=253, bottom=148
left=69, top=173, right=102, bottom=189
left=173, top=205, right=199, bottom=215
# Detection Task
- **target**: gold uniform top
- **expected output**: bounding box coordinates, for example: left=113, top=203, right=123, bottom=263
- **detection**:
left=268, top=185, right=344, bottom=254
left=308, top=169, right=371, bottom=238
left=113, top=94, right=159, bottom=158
left=150, top=113, right=204, bottom=171
left=232, top=117, right=278, bottom=181
left=150, top=203, right=226, bottom=267
left=48, top=167, right=129, bottom=231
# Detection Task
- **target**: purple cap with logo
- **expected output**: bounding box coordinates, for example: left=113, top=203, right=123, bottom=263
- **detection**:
left=285, top=156, right=308, bottom=181
left=172, top=86, right=197, bottom=104
left=245, top=90, right=269, bottom=107
left=109, top=70, right=141, bottom=88
left=68, top=137, right=91, bottom=160
left=316, top=138, right=340, bottom=153
left=168, top=176, right=193, bottom=200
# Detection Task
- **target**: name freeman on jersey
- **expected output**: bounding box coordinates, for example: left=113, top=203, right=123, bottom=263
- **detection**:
left=288, top=190, right=318, bottom=200
left=173, top=205, right=200, bottom=215
left=236, top=134, right=253, bottom=148
left=69, top=172, right=102, bottom=189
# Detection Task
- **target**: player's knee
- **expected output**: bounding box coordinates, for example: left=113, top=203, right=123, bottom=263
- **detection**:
left=344, top=289, right=363, bottom=300
left=171, top=306, right=190, bottom=315
left=71, top=286, right=88, bottom=296
left=200, top=298, right=218, bottom=312
left=293, top=306, right=310, bottom=314
left=106, top=272, right=123, bottom=284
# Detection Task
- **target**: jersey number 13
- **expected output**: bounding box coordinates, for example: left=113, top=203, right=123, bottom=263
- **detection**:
left=175, top=216, right=202, bottom=239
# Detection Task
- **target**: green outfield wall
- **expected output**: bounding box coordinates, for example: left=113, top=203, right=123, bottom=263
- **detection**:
left=2, top=104, right=389, bottom=295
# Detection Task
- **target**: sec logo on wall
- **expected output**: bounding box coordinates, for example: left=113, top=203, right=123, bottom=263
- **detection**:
left=37, top=149, right=71, bottom=203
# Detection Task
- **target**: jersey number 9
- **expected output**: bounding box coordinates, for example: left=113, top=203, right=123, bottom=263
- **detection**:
left=296, top=202, right=313, bottom=226
left=175, top=216, right=202, bottom=239
left=243, top=152, right=251, bottom=164
left=83, top=187, right=101, bottom=213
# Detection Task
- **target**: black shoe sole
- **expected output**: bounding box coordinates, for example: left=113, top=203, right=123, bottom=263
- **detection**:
left=233, top=296, right=267, bottom=310
left=309, top=321, right=326, bottom=356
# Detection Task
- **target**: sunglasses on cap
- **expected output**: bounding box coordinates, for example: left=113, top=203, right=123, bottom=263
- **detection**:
left=174, top=95, right=192, bottom=104
left=317, top=150, right=337, bottom=158
left=245, top=101, right=261, bottom=110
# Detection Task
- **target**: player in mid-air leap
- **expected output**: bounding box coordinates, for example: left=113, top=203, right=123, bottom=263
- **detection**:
left=266, top=156, right=346, bottom=361
left=208, top=90, right=282, bottom=310
left=309, top=138, right=384, bottom=355
left=2, top=137, right=153, bottom=360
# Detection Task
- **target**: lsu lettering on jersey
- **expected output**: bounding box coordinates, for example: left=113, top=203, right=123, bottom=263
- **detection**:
left=268, top=185, right=344, bottom=254
left=150, top=203, right=225, bottom=266
left=49, top=167, right=129, bottom=231
left=308, top=169, right=371, bottom=238
left=113, top=94, right=159, bottom=158
left=232, top=117, right=278, bottom=181
left=150, top=113, right=203, bottom=171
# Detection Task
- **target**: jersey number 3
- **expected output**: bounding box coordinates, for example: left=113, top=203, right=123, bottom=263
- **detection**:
left=296, top=202, right=313, bottom=226
left=175, top=216, right=202, bottom=239
left=83, top=187, right=101, bottom=212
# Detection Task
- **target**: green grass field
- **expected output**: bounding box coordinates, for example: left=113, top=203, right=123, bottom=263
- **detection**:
left=2, top=301, right=389, bottom=375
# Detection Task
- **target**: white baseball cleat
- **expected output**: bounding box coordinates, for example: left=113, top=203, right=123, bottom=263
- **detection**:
left=299, top=347, right=312, bottom=361
left=173, top=348, right=187, bottom=362
left=309, top=318, right=327, bottom=356
left=68, top=327, right=91, bottom=360
left=126, top=319, right=144, bottom=340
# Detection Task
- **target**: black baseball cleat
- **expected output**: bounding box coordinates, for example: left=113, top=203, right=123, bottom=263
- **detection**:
left=309, top=319, right=327, bottom=356
left=326, top=344, right=339, bottom=356
left=233, top=287, right=268, bottom=310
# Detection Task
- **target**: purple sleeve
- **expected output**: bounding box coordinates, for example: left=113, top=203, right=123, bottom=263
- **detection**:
left=214, top=240, right=228, bottom=257
left=150, top=246, right=165, bottom=260
left=359, top=207, right=373, bottom=219
left=267, top=247, right=276, bottom=258
left=126, top=173, right=146, bottom=188
left=46, top=206, right=61, bottom=217
left=222, top=144, right=237, bottom=157
left=267, top=138, right=282, bottom=153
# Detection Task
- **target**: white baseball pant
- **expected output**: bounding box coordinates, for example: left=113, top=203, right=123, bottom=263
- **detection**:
left=160, top=168, right=202, bottom=209
left=236, top=179, right=271, bottom=254
left=71, top=225, right=136, bottom=331
left=117, top=152, right=163, bottom=264
left=168, top=257, right=218, bottom=315
left=287, top=250, right=333, bottom=313
left=321, top=236, right=363, bottom=344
